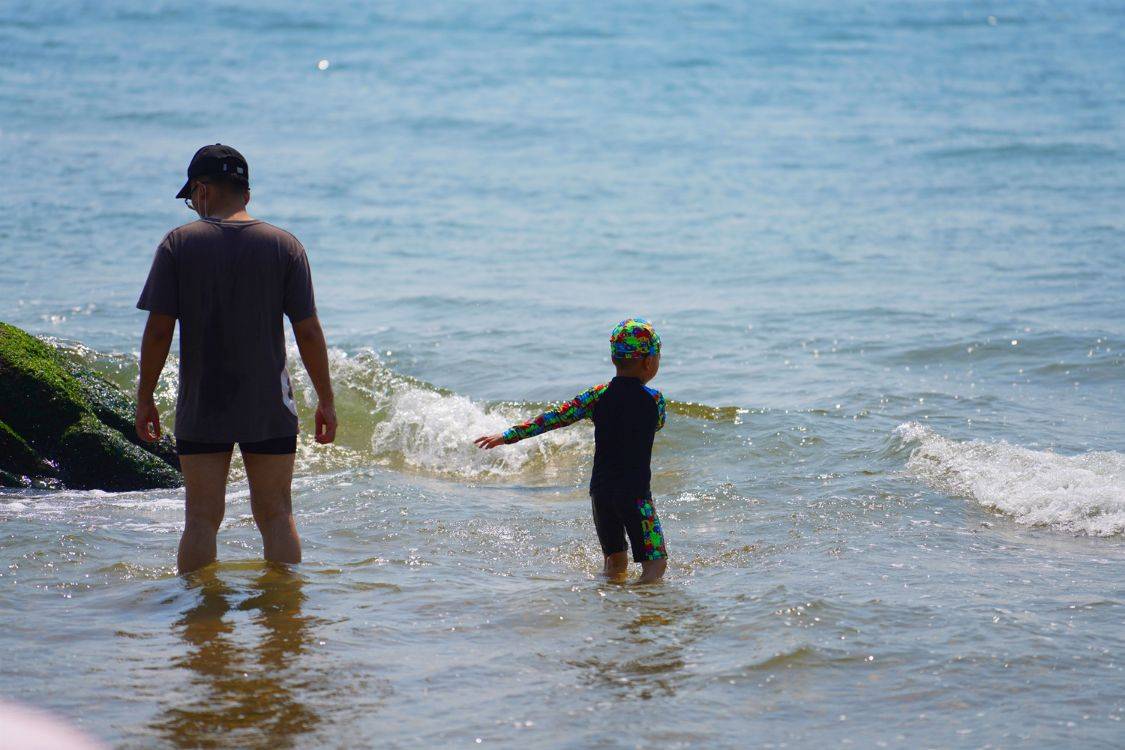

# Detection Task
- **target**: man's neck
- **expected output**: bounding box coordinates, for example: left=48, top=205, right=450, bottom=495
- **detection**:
left=202, top=203, right=253, bottom=222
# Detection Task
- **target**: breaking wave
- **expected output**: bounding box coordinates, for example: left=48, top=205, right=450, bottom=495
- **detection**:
left=50, top=342, right=738, bottom=484
left=895, top=422, right=1125, bottom=536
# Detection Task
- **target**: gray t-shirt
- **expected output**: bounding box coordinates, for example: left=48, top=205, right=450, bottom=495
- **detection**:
left=137, top=218, right=317, bottom=442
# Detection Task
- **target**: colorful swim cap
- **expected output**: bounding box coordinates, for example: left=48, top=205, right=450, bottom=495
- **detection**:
left=610, top=318, right=661, bottom=360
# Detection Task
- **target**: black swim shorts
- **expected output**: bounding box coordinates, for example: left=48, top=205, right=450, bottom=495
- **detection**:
left=591, top=493, right=668, bottom=562
left=175, top=435, right=297, bottom=456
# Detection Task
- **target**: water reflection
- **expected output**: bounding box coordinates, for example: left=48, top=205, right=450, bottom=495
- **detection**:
left=569, top=587, right=711, bottom=700
left=155, top=564, right=320, bottom=749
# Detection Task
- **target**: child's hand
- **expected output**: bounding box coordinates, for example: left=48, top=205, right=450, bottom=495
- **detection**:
left=473, top=434, right=507, bottom=450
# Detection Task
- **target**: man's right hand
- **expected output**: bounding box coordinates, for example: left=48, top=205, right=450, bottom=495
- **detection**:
left=136, top=398, right=162, bottom=442
left=315, top=401, right=337, bottom=444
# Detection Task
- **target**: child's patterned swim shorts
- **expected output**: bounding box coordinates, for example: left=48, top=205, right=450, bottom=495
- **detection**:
left=590, top=493, right=668, bottom=562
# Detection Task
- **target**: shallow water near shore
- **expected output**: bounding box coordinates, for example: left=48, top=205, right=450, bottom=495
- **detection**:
left=2, top=1, right=1124, bottom=748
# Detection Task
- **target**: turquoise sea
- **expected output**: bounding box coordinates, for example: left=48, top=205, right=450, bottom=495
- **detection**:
left=1, top=1, right=1123, bottom=747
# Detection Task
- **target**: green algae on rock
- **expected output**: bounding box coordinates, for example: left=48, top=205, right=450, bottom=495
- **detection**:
left=56, top=415, right=181, bottom=491
left=0, top=418, right=45, bottom=478
left=56, top=347, right=180, bottom=469
left=0, top=322, right=181, bottom=490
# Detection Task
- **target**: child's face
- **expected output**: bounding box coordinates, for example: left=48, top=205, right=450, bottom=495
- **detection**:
left=641, top=353, right=660, bottom=383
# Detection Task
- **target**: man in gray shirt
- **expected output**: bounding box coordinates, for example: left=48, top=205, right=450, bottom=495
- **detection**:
left=136, top=144, right=337, bottom=574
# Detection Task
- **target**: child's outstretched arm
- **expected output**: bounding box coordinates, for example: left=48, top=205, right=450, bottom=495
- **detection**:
left=474, top=383, right=608, bottom=449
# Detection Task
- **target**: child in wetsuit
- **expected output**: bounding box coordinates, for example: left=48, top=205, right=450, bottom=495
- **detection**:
left=474, top=318, right=668, bottom=583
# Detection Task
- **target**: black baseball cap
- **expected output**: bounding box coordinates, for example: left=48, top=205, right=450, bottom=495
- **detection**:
left=175, top=144, right=250, bottom=199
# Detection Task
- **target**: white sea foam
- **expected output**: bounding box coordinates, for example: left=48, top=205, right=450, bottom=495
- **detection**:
left=370, top=386, right=591, bottom=480
left=289, top=346, right=593, bottom=480
left=894, top=422, right=1125, bottom=536
left=0, top=487, right=185, bottom=531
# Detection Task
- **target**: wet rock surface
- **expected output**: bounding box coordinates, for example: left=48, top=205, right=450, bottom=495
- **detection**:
left=0, top=322, right=181, bottom=490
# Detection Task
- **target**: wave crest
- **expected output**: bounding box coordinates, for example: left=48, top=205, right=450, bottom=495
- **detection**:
left=370, top=387, right=591, bottom=480
left=895, top=422, right=1125, bottom=536
left=45, top=341, right=736, bottom=484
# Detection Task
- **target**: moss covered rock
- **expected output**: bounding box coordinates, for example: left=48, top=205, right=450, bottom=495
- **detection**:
left=0, top=418, right=46, bottom=478
left=57, top=353, right=179, bottom=468
left=0, top=322, right=182, bottom=491
left=56, top=416, right=180, bottom=491
left=1, top=468, right=28, bottom=488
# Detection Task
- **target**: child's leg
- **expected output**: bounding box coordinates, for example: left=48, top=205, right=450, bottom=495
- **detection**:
left=624, top=496, right=668, bottom=584
left=603, top=551, right=629, bottom=580
left=636, top=558, right=667, bottom=584
left=592, top=495, right=629, bottom=581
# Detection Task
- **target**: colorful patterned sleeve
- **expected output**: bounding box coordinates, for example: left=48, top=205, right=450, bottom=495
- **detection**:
left=502, top=383, right=608, bottom=444
left=645, top=386, right=667, bottom=432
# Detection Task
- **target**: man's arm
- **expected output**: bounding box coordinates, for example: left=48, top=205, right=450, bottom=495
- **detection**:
left=135, top=312, right=176, bottom=441
left=474, top=383, right=608, bottom=449
left=292, top=315, right=337, bottom=444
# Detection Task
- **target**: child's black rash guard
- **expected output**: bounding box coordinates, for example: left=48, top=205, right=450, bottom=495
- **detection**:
left=502, top=375, right=667, bottom=498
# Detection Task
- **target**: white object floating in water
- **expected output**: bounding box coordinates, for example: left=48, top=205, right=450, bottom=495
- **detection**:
left=317, top=59, right=330, bottom=71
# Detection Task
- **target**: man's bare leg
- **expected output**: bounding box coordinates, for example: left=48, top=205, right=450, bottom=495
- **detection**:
left=178, top=451, right=233, bottom=574
left=603, top=551, right=629, bottom=582
left=243, top=452, right=301, bottom=565
left=635, top=558, right=667, bottom=585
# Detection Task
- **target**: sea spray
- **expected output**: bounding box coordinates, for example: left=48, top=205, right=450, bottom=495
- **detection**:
left=296, top=347, right=593, bottom=480
left=370, top=387, right=591, bottom=480
left=895, top=422, right=1125, bottom=536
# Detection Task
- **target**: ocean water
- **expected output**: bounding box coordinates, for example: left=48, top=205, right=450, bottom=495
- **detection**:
left=1, top=1, right=1124, bottom=747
